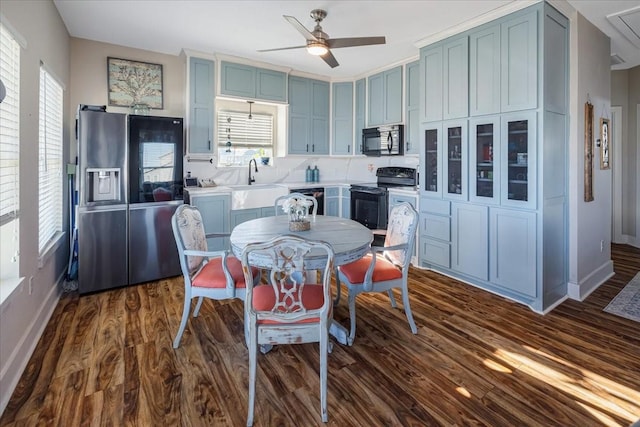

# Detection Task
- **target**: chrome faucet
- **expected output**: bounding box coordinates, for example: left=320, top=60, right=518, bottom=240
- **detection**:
left=248, top=158, right=258, bottom=185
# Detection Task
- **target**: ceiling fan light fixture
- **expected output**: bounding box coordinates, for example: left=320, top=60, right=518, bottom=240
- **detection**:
left=307, top=42, right=328, bottom=56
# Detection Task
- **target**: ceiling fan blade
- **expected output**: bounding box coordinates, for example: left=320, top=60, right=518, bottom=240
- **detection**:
left=327, top=36, right=386, bottom=49
left=283, top=15, right=317, bottom=41
left=257, top=45, right=306, bottom=53
left=321, top=50, right=339, bottom=68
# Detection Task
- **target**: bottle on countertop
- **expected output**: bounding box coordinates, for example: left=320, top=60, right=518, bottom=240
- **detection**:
left=312, top=166, right=319, bottom=183
left=306, top=165, right=312, bottom=183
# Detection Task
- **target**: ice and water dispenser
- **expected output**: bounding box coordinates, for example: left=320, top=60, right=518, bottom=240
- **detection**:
left=85, top=168, right=122, bottom=203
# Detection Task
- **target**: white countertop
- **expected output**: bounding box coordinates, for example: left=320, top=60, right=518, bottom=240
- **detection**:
left=184, top=181, right=356, bottom=195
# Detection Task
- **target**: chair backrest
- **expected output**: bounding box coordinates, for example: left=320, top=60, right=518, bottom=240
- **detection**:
left=241, top=235, right=334, bottom=324
left=275, top=193, right=318, bottom=218
left=383, top=202, right=419, bottom=268
left=171, top=204, right=208, bottom=274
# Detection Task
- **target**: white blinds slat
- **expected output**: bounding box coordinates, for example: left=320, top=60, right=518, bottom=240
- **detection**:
left=0, top=23, right=20, bottom=223
left=38, top=66, right=64, bottom=252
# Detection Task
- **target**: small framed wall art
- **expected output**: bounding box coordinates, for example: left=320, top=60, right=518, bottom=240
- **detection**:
left=107, top=57, right=163, bottom=109
left=600, top=117, right=610, bottom=170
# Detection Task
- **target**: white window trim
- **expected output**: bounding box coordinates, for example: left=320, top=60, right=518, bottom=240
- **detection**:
left=0, top=19, right=23, bottom=299
left=38, top=63, right=64, bottom=256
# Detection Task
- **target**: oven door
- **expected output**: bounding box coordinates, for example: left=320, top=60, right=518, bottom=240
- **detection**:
left=350, top=187, right=388, bottom=230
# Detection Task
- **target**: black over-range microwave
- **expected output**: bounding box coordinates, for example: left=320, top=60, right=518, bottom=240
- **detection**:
left=362, top=124, right=404, bottom=156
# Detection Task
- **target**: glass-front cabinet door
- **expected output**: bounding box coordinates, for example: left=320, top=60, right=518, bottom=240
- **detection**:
left=443, top=120, right=467, bottom=200
left=421, top=122, right=442, bottom=197
left=501, top=112, right=536, bottom=208
left=470, top=116, right=500, bottom=204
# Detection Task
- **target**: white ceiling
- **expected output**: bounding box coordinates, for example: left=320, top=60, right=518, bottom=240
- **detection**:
left=53, top=0, right=640, bottom=79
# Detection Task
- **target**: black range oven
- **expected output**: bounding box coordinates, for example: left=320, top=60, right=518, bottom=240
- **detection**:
left=350, top=167, right=418, bottom=231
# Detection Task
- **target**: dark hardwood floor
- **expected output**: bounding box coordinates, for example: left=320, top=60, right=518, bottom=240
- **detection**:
left=2, top=244, right=639, bottom=426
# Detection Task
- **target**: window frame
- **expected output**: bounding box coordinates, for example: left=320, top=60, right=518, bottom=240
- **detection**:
left=215, top=99, right=276, bottom=167
left=38, top=63, right=64, bottom=257
left=0, top=21, right=21, bottom=291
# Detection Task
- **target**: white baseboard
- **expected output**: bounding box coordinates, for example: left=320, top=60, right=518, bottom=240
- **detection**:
left=567, top=260, right=615, bottom=301
left=0, top=274, right=62, bottom=415
left=614, top=234, right=640, bottom=249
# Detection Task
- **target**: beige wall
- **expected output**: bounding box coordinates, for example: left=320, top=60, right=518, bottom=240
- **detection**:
left=568, top=12, right=614, bottom=298
left=611, top=66, right=639, bottom=240
left=69, top=37, right=186, bottom=159
left=0, top=0, right=70, bottom=414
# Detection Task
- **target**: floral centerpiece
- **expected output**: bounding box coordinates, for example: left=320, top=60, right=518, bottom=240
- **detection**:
left=282, top=197, right=313, bottom=231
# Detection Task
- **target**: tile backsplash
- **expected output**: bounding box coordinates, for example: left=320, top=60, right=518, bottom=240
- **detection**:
left=184, top=156, right=419, bottom=186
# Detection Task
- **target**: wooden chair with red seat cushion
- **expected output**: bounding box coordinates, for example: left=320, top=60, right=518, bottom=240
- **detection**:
left=335, top=202, right=419, bottom=345
left=241, top=235, right=335, bottom=426
left=171, top=204, right=259, bottom=349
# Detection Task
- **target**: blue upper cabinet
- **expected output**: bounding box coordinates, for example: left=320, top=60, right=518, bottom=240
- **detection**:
left=442, top=36, right=469, bottom=120
left=469, top=25, right=501, bottom=116
left=220, top=62, right=255, bottom=98
left=288, top=76, right=329, bottom=155
left=500, top=11, right=537, bottom=112
left=220, top=61, right=287, bottom=102
left=384, top=66, right=403, bottom=123
left=405, top=61, right=420, bottom=155
left=355, top=78, right=365, bottom=154
left=367, top=66, right=402, bottom=126
left=419, top=44, right=443, bottom=122
left=332, top=82, right=354, bottom=155
left=188, top=57, right=215, bottom=155
left=420, top=34, right=468, bottom=122
left=256, top=68, right=287, bottom=102
left=367, top=72, right=384, bottom=126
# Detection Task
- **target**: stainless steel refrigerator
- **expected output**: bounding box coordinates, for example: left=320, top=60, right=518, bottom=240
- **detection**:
left=127, top=114, right=183, bottom=285
left=77, top=107, right=183, bottom=294
left=77, top=108, right=129, bottom=294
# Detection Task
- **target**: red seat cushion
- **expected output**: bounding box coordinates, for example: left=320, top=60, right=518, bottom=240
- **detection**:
left=339, top=254, right=402, bottom=284
left=253, top=283, right=328, bottom=324
left=192, top=256, right=258, bottom=289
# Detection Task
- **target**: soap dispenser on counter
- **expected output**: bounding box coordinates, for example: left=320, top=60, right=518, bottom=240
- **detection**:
left=312, top=166, right=319, bottom=183
left=306, top=165, right=313, bottom=182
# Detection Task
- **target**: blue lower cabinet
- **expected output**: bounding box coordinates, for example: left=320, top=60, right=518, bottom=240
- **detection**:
left=451, top=203, right=488, bottom=280
left=190, top=194, right=230, bottom=251
left=489, top=207, right=537, bottom=298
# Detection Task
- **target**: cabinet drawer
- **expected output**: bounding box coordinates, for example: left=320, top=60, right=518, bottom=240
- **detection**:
left=389, top=195, right=416, bottom=209
left=325, top=187, right=339, bottom=197
left=420, top=238, right=450, bottom=268
left=422, top=214, right=450, bottom=241
left=420, top=198, right=450, bottom=215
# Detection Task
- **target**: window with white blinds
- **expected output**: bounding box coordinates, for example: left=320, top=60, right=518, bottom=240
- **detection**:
left=38, top=65, right=63, bottom=254
left=0, top=22, right=21, bottom=282
left=217, top=109, right=273, bottom=166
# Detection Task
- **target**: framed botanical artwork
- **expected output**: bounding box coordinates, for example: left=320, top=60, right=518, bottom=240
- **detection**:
left=107, top=57, right=163, bottom=109
left=600, top=117, right=610, bottom=170
left=584, top=101, right=594, bottom=202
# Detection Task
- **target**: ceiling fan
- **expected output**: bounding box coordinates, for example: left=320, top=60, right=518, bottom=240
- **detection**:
left=258, top=9, right=386, bottom=68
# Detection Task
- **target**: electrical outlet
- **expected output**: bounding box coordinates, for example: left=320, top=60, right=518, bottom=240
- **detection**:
left=29, top=276, right=33, bottom=295
left=600, top=240, right=604, bottom=252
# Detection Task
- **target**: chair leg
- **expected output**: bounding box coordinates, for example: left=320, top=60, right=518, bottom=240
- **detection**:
left=247, top=326, right=258, bottom=427
left=402, top=288, right=417, bottom=334
left=347, top=292, right=357, bottom=345
left=319, top=327, right=329, bottom=423
left=387, top=289, right=398, bottom=308
left=193, top=296, right=204, bottom=317
left=173, top=298, right=191, bottom=349
left=333, top=268, right=342, bottom=305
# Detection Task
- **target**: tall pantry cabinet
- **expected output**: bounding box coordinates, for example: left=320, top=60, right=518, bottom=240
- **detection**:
left=418, top=2, right=569, bottom=313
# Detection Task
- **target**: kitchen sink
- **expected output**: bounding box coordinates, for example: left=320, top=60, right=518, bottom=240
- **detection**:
left=228, top=184, right=289, bottom=210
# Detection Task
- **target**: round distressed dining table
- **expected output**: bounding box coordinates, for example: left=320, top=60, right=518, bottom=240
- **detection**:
left=230, top=214, right=373, bottom=345
left=230, top=215, right=373, bottom=270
